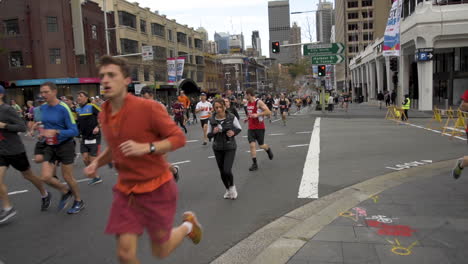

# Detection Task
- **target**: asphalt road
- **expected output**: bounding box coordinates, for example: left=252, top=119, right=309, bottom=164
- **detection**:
left=0, top=104, right=465, bottom=264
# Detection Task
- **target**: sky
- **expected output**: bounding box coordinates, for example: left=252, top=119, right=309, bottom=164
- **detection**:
left=134, top=0, right=322, bottom=57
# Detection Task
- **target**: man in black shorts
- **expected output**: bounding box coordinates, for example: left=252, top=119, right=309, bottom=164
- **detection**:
left=279, top=93, right=290, bottom=126
left=39, top=82, right=83, bottom=214
left=0, top=85, right=50, bottom=223
left=264, top=94, right=274, bottom=123
left=76, top=91, right=103, bottom=185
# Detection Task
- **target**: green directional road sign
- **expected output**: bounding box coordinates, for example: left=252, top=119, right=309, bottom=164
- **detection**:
left=304, top=43, right=345, bottom=56
left=311, top=55, right=344, bottom=65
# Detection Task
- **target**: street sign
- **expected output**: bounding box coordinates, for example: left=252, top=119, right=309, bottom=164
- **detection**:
left=142, top=45, right=153, bottom=61
left=415, top=48, right=434, bottom=62
left=311, top=55, right=344, bottom=65
left=304, top=43, right=345, bottom=56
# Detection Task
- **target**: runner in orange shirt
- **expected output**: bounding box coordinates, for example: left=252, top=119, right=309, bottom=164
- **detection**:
left=178, top=91, right=191, bottom=125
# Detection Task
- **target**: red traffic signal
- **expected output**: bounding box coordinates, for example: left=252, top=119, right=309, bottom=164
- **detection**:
left=318, top=65, right=326, bottom=77
left=272, top=41, right=280, bottom=53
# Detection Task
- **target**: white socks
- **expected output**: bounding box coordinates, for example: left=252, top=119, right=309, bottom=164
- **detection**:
left=41, top=191, right=49, bottom=198
left=183, top=221, right=193, bottom=235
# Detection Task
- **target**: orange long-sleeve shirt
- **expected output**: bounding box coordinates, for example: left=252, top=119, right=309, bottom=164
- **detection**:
left=100, top=94, right=186, bottom=195
left=178, top=95, right=191, bottom=109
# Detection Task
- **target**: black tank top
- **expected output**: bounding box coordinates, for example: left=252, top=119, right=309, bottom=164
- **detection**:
left=279, top=99, right=287, bottom=107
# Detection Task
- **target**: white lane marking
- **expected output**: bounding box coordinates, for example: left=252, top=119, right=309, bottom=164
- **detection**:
left=76, top=178, right=91, bottom=183
left=208, top=156, right=215, bottom=159
left=444, top=127, right=465, bottom=133
left=242, top=136, right=248, bottom=138
left=269, top=133, right=285, bottom=136
left=271, top=119, right=281, bottom=123
left=386, top=160, right=433, bottom=171
left=186, top=140, right=199, bottom=143
left=298, top=117, right=320, bottom=199
left=246, top=149, right=265, bottom=153
left=402, top=122, right=467, bottom=141
left=8, top=190, right=29, bottom=195
left=288, top=144, right=309, bottom=148
left=172, top=160, right=191, bottom=165
left=296, top=131, right=312, bottom=134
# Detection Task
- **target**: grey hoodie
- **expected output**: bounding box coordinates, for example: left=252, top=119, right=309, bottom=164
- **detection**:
left=0, top=103, right=27, bottom=155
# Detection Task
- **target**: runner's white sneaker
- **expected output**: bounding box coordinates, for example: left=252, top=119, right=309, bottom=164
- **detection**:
left=223, top=189, right=230, bottom=199
left=229, top=186, right=238, bottom=200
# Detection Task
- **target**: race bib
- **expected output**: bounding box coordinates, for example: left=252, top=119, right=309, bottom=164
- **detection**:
left=84, top=139, right=97, bottom=145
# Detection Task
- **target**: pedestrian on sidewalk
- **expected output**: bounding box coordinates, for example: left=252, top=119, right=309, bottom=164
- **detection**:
left=0, top=85, right=50, bottom=223
left=402, top=94, right=410, bottom=121
left=39, top=82, right=83, bottom=214
left=452, top=89, right=468, bottom=179
left=384, top=91, right=391, bottom=107
left=391, top=90, right=397, bottom=105
left=245, top=88, right=274, bottom=171
left=84, top=56, right=202, bottom=263
left=208, top=99, right=242, bottom=199
left=377, top=91, right=384, bottom=109
left=327, top=94, right=334, bottom=112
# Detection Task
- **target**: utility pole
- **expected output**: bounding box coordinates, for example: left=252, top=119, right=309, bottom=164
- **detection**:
left=103, top=0, right=110, bottom=55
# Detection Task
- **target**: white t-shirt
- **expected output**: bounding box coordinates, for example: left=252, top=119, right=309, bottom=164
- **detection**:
left=274, top=98, right=279, bottom=108
left=196, top=101, right=213, bottom=120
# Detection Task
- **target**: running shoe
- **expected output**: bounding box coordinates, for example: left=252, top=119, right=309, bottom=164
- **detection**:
left=229, top=186, right=238, bottom=200
left=452, top=158, right=464, bottom=180
left=67, top=200, right=85, bottom=214
left=41, top=192, right=52, bottom=211
left=0, top=207, right=17, bottom=224
left=183, top=211, right=203, bottom=244
left=172, top=165, right=180, bottom=182
left=223, top=189, right=230, bottom=199
left=58, top=190, right=73, bottom=211
left=88, top=177, right=103, bottom=186
left=267, top=148, right=274, bottom=160
left=202, top=141, right=207, bottom=146
left=249, top=163, right=258, bottom=171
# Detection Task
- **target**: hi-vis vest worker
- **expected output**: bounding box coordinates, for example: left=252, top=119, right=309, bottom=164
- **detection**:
left=403, top=98, right=411, bottom=110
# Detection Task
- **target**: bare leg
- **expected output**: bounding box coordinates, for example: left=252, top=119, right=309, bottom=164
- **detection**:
left=83, top=153, right=99, bottom=179
left=21, top=169, right=47, bottom=196
left=461, top=156, right=468, bottom=168
left=116, top=234, right=140, bottom=264
left=0, top=167, right=12, bottom=209
left=259, top=144, right=270, bottom=151
left=61, top=164, right=81, bottom=201
left=41, top=162, right=68, bottom=193
left=151, top=225, right=190, bottom=259
left=203, top=124, right=208, bottom=142
left=249, top=142, right=257, bottom=159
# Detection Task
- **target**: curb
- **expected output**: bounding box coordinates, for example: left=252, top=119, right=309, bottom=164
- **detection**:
left=210, top=159, right=455, bottom=264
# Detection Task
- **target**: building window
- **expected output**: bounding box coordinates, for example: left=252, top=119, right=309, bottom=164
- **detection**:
left=169, top=49, right=174, bottom=58
left=4, top=19, right=20, bottom=35
left=151, top=23, right=165, bottom=38
left=177, top=32, right=187, bottom=45
left=78, top=55, right=86, bottom=65
left=348, top=46, right=359, bottom=53
left=9, top=51, right=23, bottom=67
left=153, top=46, right=167, bottom=59
left=144, top=68, right=150, bottom=82
left=49, top=48, right=61, bottom=64
left=363, top=22, right=373, bottom=30
left=362, top=0, right=373, bottom=7
left=118, top=11, right=136, bottom=29
left=120, top=38, right=138, bottom=54
left=167, top=29, right=173, bottom=41
left=195, top=39, right=203, bottom=50
left=196, top=56, right=204, bottom=65
left=47, top=16, right=58, bottom=32
left=140, top=20, right=146, bottom=33
left=91, top=25, right=98, bottom=40
left=363, top=33, right=374, bottom=41
left=94, top=52, right=100, bottom=64
left=348, top=24, right=358, bottom=31
left=347, top=1, right=359, bottom=8
left=362, top=11, right=373, bottom=18
left=348, top=12, right=359, bottom=19
left=348, top=34, right=359, bottom=42
left=197, top=71, right=204, bottom=82
left=131, top=67, right=138, bottom=81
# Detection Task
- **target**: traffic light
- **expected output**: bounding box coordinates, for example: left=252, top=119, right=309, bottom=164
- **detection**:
left=390, top=58, right=398, bottom=72
left=318, top=65, right=326, bottom=77
left=272, top=41, right=280, bottom=53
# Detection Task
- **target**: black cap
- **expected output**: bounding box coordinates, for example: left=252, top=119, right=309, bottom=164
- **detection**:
left=200, top=92, right=207, bottom=96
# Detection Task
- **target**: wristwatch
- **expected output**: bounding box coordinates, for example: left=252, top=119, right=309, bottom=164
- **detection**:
left=149, top=143, right=156, bottom=154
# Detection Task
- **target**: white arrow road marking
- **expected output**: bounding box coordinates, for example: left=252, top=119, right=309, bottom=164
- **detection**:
left=172, top=160, right=191, bottom=165
left=8, top=190, right=29, bottom=195
left=288, top=144, right=309, bottom=148
left=298, top=118, right=320, bottom=199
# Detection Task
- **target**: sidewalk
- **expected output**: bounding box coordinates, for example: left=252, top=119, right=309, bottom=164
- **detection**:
left=286, top=168, right=468, bottom=264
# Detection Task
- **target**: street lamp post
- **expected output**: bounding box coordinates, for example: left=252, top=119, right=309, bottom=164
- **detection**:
left=104, top=0, right=110, bottom=55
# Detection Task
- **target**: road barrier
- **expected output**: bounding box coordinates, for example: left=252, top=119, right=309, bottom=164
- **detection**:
left=385, top=106, right=408, bottom=124
left=427, top=106, right=443, bottom=130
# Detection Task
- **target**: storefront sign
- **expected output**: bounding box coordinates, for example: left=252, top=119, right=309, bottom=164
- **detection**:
left=415, top=48, right=434, bottom=62
left=14, top=77, right=100, bottom=87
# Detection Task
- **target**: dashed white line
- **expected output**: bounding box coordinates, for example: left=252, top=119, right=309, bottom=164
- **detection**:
left=208, top=156, right=215, bottom=159
left=296, top=131, right=312, bottom=134
left=76, top=178, right=91, bottom=183
left=298, top=117, right=321, bottom=199
left=172, top=160, right=191, bottom=165
left=186, top=140, right=199, bottom=143
left=271, top=119, right=281, bottom=123
left=246, top=149, right=265, bottom=153
left=8, top=190, right=29, bottom=195
left=269, top=133, right=285, bottom=136
left=288, top=144, right=309, bottom=148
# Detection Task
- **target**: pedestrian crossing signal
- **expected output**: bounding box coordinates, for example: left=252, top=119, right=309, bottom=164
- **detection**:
left=318, top=65, right=326, bottom=77
left=272, top=41, right=280, bottom=53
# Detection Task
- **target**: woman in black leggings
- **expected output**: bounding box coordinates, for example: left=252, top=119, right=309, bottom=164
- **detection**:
left=207, top=99, right=242, bottom=199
